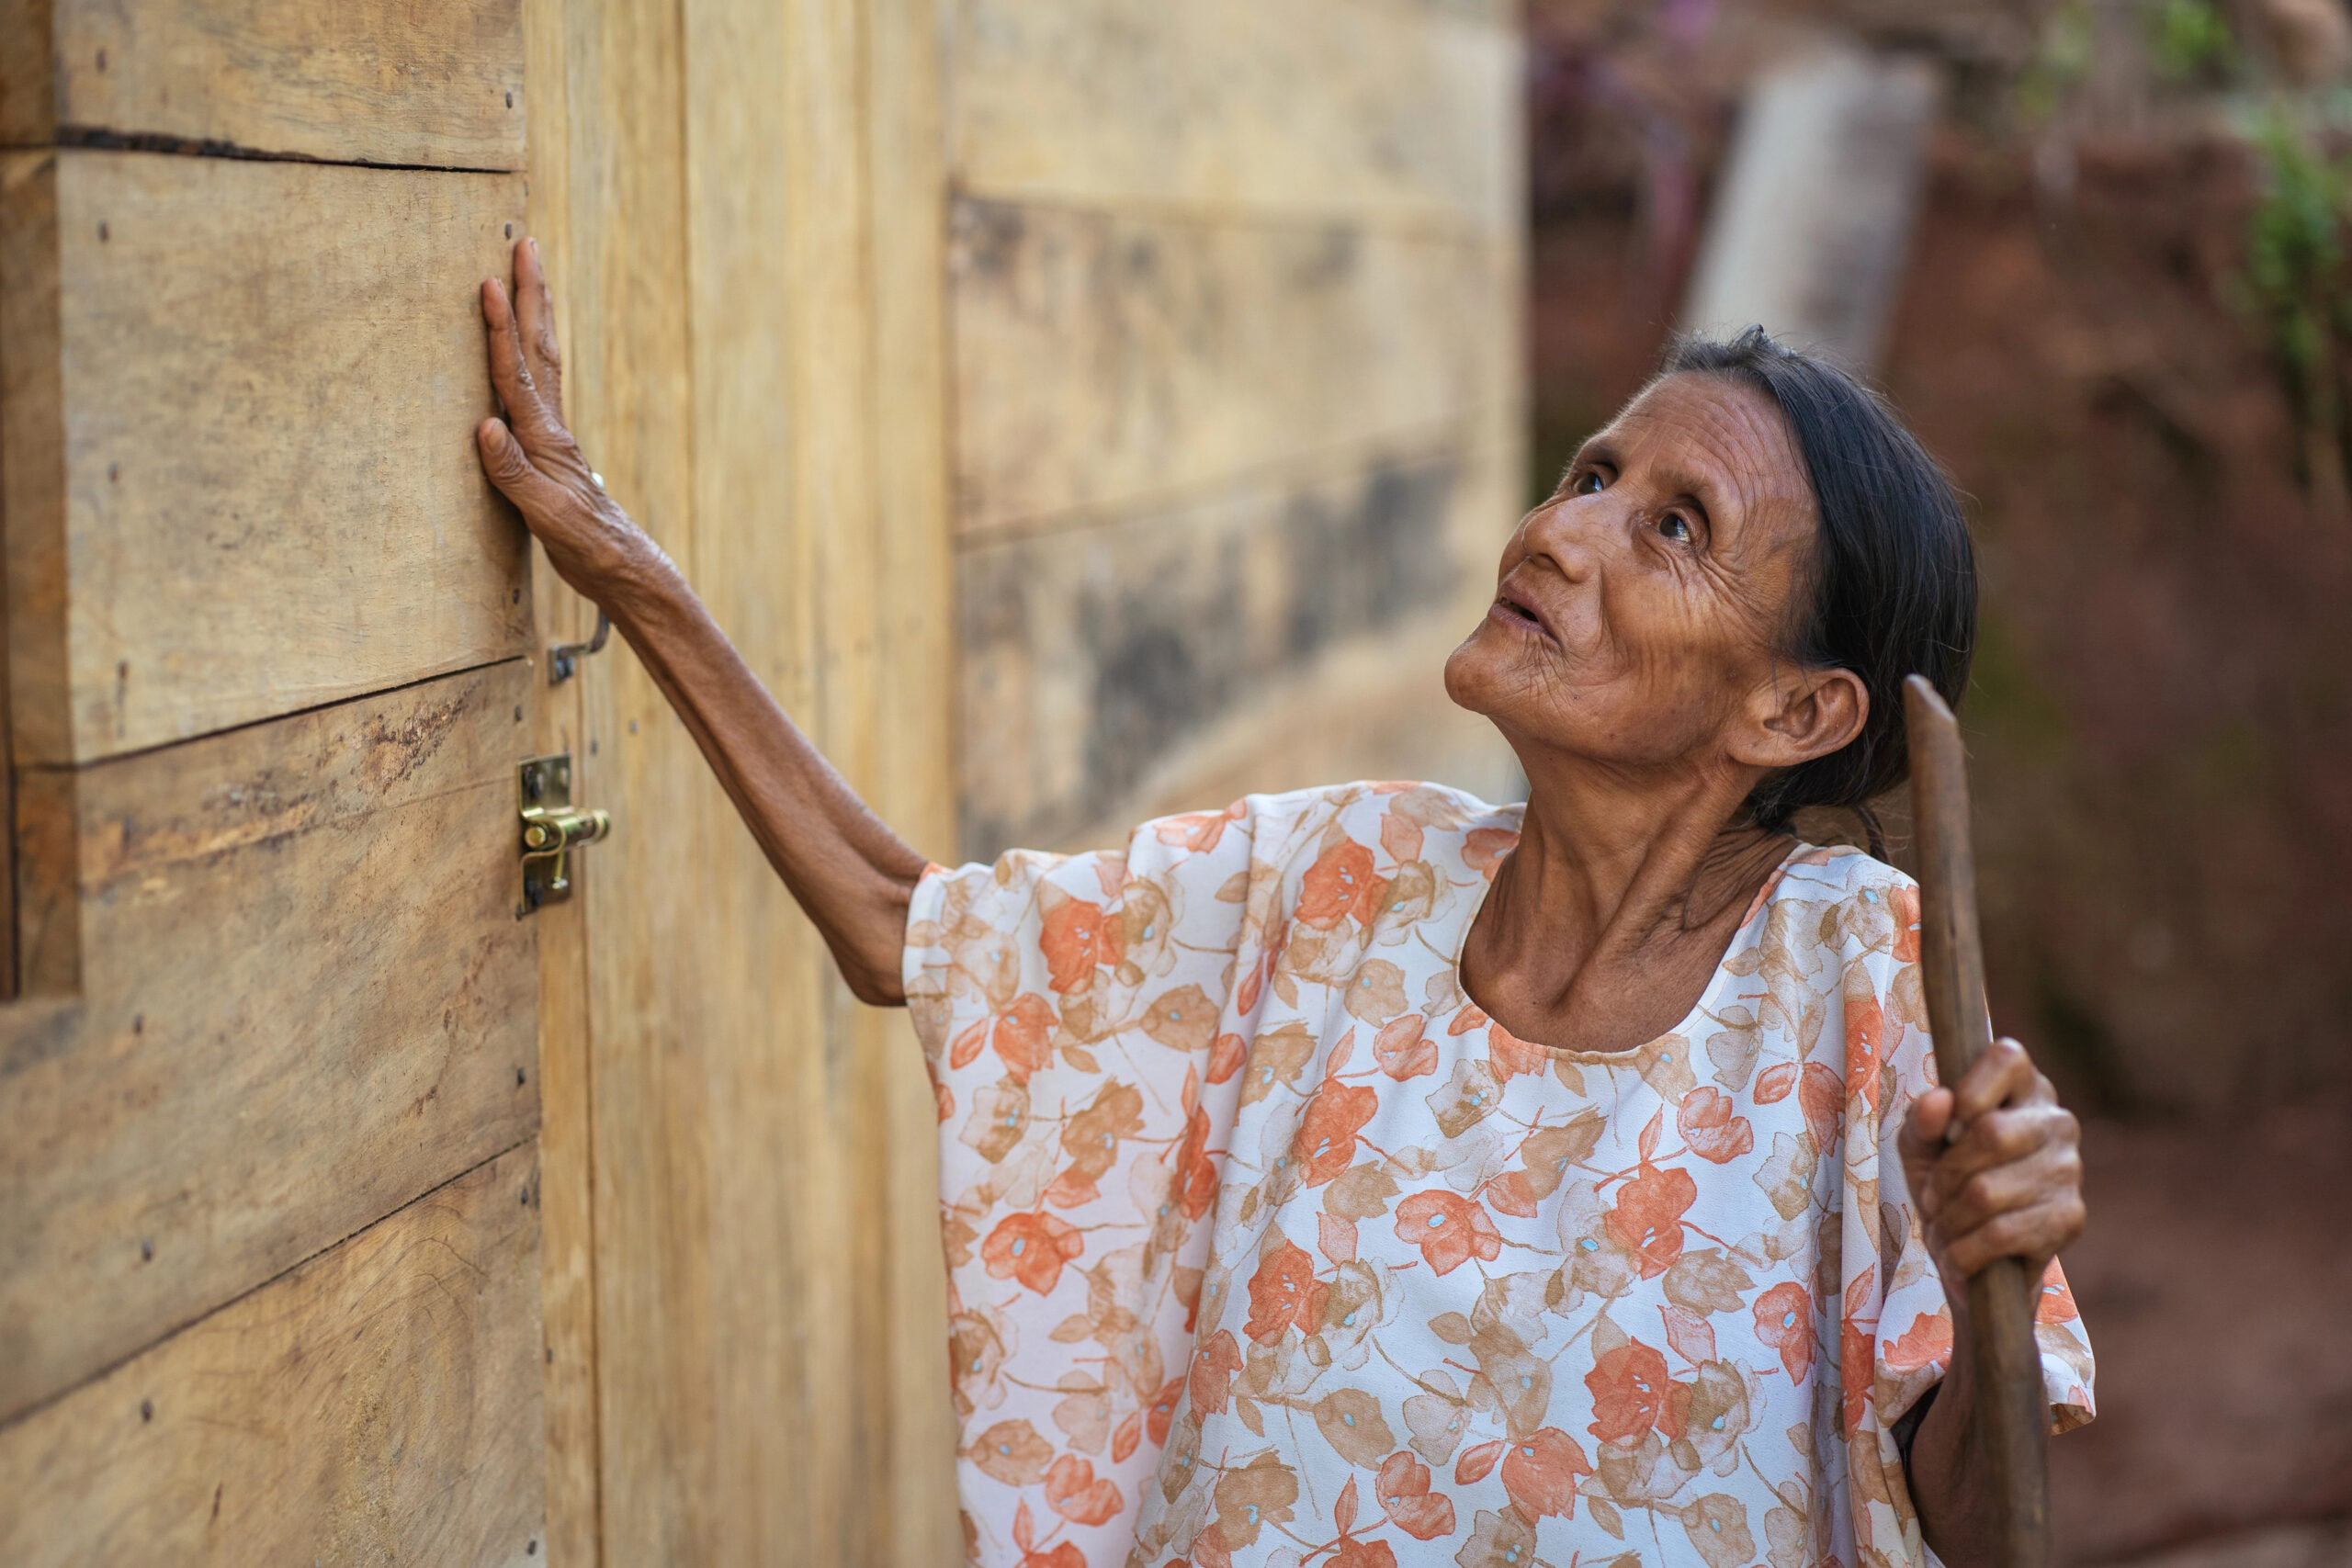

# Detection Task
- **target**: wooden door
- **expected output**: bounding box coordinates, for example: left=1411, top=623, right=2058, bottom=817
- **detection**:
left=0, top=2, right=550, bottom=1562
left=525, top=0, right=958, bottom=1560
left=0, top=0, right=958, bottom=1562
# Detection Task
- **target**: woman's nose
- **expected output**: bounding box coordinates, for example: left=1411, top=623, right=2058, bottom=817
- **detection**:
left=1520, top=493, right=1602, bottom=582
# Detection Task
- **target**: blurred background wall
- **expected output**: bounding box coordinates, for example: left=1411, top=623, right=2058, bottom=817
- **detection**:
left=1527, top=2, right=2352, bottom=1562
left=942, top=0, right=1529, bottom=861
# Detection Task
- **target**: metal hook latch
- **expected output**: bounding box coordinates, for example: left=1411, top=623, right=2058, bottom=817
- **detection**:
left=549, top=610, right=610, bottom=684
left=519, top=753, right=609, bottom=909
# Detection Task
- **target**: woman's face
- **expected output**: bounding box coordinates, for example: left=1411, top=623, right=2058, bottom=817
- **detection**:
left=1445, top=372, right=1843, bottom=782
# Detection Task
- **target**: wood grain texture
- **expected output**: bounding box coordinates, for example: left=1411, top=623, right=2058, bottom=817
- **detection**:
left=5, top=150, right=530, bottom=764
left=3, top=0, right=525, bottom=169
left=684, top=0, right=834, bottom=1555
left=543, top=1, right=712, bottom=1561
left=520, top=6, right=603, bottom=1564
left=946, top=0, right=1521, bottom=232
left=0, top=150, right=60, bottom=997
left=956, top=429, right=1518, bottom=857
left=0, top=0, right=54, bottom=146
left=1905, top=676, right=2052, bottom=1568
left=0, top=663, right=540, bottom=1423
left=868, top=0, right=964, bottom=1558
left=950, top=198, right=1516, bottom=534
left=0, top=1143, right=546, bottom=1568
left=528, top=0, right=960, bottom=1557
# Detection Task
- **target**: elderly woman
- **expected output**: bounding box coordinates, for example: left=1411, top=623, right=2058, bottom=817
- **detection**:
left=477, top=240, right=2091, bottom=1568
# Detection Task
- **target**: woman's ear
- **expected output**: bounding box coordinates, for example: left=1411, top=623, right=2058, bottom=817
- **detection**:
left=1735, top=665, right=1870, bottom=771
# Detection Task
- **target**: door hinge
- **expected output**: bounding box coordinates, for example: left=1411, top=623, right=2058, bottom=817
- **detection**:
left=518, top=753, right=609, bottom=910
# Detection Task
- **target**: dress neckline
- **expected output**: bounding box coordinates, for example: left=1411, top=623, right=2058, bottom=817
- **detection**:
left=1443, top=818, right=1808, bottom=1063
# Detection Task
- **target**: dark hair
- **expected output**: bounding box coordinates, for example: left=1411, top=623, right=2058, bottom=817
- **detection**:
left=1658, top=327, right=1975, bottom=848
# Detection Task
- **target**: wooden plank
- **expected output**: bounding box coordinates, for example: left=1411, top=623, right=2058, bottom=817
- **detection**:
left=0, top=1142, right=545, bottom=1568
left=0, top=0, right=54, bottom=149
left=519, top=6, right=602, bottom=1564
left=681, top=0, right=831, bottom=1557
left=540, top=2, right=710, bottom=1562
left=0, top=662, right=540, bottom=1422
left=0, top=149, right=61, bottom=997
left=529, top=0, right=962, bottom=1557
left=4, top=150, right=530, bottom=765
left=945, top=0, right=1521, bottom=233
left=956, top=430, right=1514, bottom=857
left=2, top=0, right=525, bottom=170
left=950, top=198, right=1516, bottom=533
left=869, top=0, right=965, bottom=1558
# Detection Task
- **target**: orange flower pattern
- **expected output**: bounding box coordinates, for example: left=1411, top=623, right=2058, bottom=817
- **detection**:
left=906, top=784, right=2096, bottom=1568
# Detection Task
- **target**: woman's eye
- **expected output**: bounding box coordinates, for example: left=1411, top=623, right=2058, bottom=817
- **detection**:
left=1572, top=469, right=1605, bottom=495
left=1658, top=513, right=1693, bottom=544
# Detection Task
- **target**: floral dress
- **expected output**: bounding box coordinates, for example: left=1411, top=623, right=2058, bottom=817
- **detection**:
left=905, top=783, right=2095, bottom=1568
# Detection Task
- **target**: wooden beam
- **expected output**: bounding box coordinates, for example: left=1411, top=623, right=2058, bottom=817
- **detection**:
left=1, top=0, right=525, bottom=170
left=868, top=0, right=963, bottom=1556
left=535, top=2, right=710, bottom=1561
left=518, top=3, right=602, bottom=1562
left=0, top=662, right=539, bottom=1422
left=0, top=1143, right=546, bottom=1567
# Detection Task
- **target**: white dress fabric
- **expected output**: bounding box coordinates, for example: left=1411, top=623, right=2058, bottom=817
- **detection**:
left=905, top=783, right=2095, bottom=1568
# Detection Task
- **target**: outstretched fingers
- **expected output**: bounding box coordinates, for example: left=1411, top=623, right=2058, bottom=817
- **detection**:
left=514, top=238, right=565, bottom=423
left=481, top=278, right=545, bottom=432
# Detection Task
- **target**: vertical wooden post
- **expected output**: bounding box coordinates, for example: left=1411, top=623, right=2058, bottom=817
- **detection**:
left=1904, top=674, right=2050, bottom=1568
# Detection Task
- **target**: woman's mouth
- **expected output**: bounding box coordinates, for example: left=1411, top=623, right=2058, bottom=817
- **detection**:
left=1490, top=587, right=1557, bottom=645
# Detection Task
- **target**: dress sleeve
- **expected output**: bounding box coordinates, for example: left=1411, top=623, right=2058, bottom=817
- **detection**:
left=899, top=796, right=1280, bottom=1563
left=1865, top=881, right=2098, bottom=1438
left=1829, top=864, right=2097, bottom=1565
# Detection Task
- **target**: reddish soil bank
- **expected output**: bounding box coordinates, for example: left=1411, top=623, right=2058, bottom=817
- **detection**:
left=2054, top=1103, right=2352, bottom=1562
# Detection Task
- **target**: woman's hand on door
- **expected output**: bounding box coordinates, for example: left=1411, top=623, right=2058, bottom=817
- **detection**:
left=476, top=239, right=662, bottom=601
left=472, top=238, right=927, bottom=1006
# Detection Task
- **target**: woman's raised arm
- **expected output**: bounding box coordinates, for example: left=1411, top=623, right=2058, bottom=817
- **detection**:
left=474, top=239, right=925, bottom=1005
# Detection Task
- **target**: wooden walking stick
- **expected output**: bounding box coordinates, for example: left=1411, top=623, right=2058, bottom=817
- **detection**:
left=1904, top=674, right=2050, bottom=1568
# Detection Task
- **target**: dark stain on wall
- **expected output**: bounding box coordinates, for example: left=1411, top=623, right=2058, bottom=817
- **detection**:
left=957, top=450, right=1464, bottom=858
left=1282, top=460, right=1457, bottom=660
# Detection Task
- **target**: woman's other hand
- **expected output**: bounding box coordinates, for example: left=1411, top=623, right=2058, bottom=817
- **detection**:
left=476, top=238, right=653, bottom=599
left=1899, top=1035, right=2086, bottom=1293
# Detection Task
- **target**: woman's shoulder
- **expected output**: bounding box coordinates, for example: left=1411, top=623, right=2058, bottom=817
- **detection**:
left=1762, top=838, right=1922, bottom=969
left=1774, top=839, right=1914, bottom=894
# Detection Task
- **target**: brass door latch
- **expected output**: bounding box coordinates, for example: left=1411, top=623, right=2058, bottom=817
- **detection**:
left=519, top=753, right=609, bottom=909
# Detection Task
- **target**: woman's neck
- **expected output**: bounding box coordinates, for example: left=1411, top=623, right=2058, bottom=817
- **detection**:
left=1461, top=753, right=1792, bottom=1055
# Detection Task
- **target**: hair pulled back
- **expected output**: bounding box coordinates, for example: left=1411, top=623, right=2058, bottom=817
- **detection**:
left=1659, top=328, right=1975, bottom=839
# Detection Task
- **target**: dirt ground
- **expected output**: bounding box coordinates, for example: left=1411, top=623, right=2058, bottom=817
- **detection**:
left=2055, top=1103, right=2352, bottom=1562
left=2126, top=1518, right=2352, bottom=1568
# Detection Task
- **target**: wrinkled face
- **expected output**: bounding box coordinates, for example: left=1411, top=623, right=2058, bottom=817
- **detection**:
left=1445, top=372, right=1824, bottom=776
